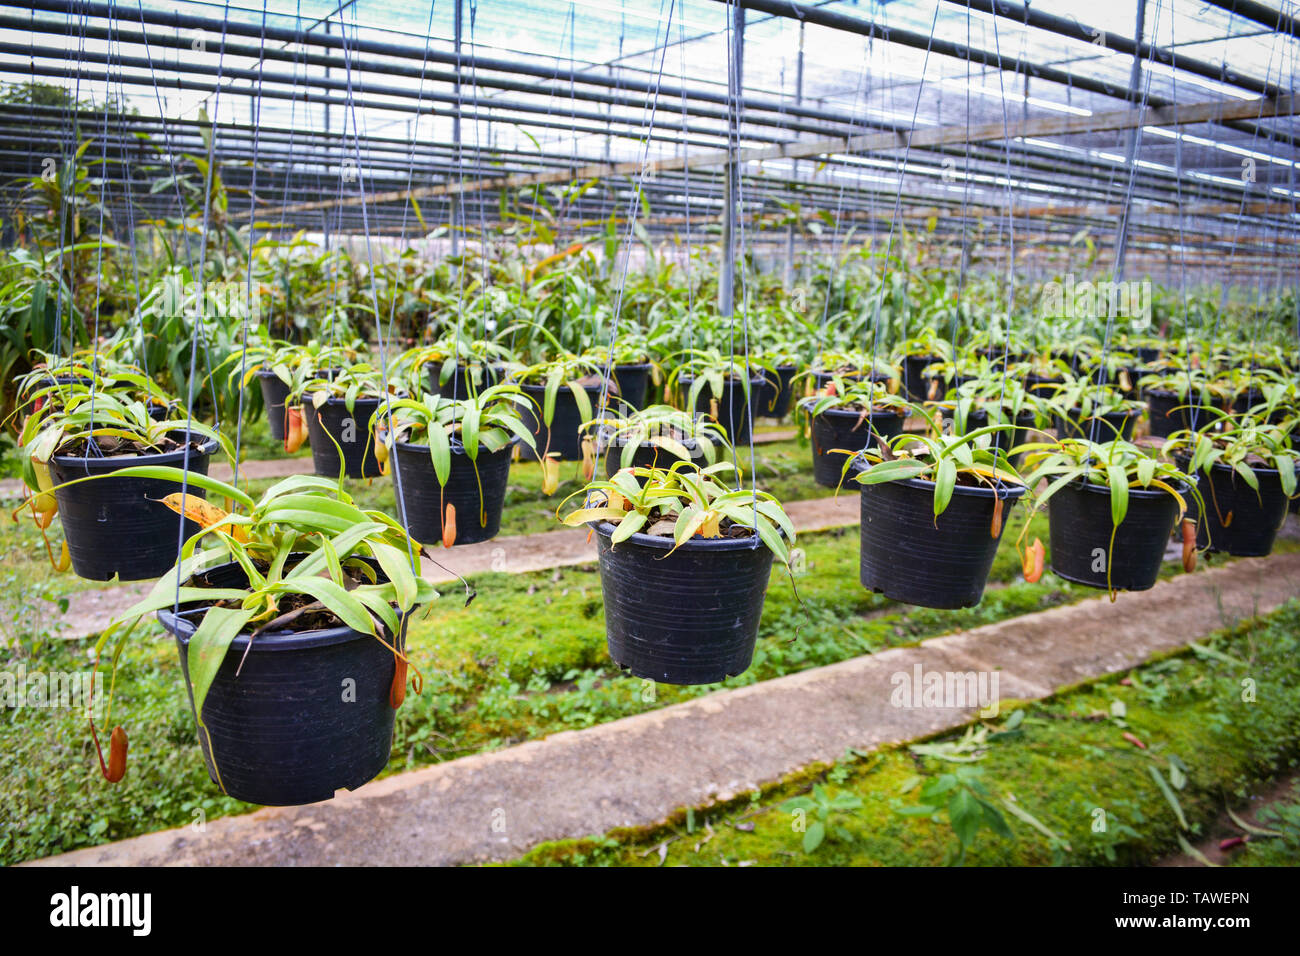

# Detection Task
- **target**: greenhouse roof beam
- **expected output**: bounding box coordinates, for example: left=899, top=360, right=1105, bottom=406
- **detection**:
left=943, top=0, right=1286, bottom=99
left=0, top=15, right=861, bottom=142
left=14, top=0, right=892, bottom=136
left=1202, top=0, right=1300, bottom=40
left=707, top=0, right=1297, bottom=150
left=269, top=89, right=1296, bottom=217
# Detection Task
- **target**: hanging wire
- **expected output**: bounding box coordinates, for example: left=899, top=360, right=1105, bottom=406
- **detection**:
left=170, top=0, right=233, bottom=614
left=231, top=0, right=272, bottom=490
left=335, top=0, right=424, bottom=573
left=1086, top=0, right=1165, bottom=442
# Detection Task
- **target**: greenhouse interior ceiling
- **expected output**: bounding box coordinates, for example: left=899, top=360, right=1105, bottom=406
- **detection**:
left=0, top=0, right=1297, bottom=282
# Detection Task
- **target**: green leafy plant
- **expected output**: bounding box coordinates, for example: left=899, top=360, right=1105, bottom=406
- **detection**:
left=584, top=404, right=729, bottom=472
left=1164, top=418, right=1299, bottom=502
left=378, top=383, right=538, bottom=486
left=1015, top=436, right=1199, bottom=592
left=77, top=471, right=438, bottom=789
left=896, top=765, right=1013, bottom=865
left=558, top=459, right=795, bottom=565
left=840, top=426, right=1025, bottom=518
left=509, top=352, right=612, bottom=430
left=780, top=784, right=864, bottom=854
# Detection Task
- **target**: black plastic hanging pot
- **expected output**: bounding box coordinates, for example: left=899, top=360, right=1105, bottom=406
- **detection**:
left=424, top=361, right=500, bottom=400
left=678, top=374, right=763, bottom=446
left=256, top=369, right=292, bottom=440
left=1047, top=478, right=1186, bottom=591
left=1187, top=459, right=1293, bottom=556
left=805, top=401, right=906, bottom=488
left=517, top=381, right=608, bottom=461
left=157, top=558, right=403, bottom=806
left=48, top=432, right=219, bottom=581
left=392, top=438, right=515, bottom=546
left=1146, top=389, right=1212, bottom=439
left=592, top=521, right=774, bottom=685
left=613, top=363, right=652, bottom=410
left=757, top=364, right=798, bottom=418
left=857, top=469, right=1027, bottom=609
left=1053, top=407, right=1139, bottom=442
left=304, top=395, right=384, bottom=478
left=902, top=355, right=942, bottom=402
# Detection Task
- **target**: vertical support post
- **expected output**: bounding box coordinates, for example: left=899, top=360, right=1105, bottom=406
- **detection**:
left=450, top=0, right=464, bottom=261
left=784, top=19, right=804, bottom=290
left=323, top=19, right=331, bottom=139
left=719, top=2, right=744, bottom=318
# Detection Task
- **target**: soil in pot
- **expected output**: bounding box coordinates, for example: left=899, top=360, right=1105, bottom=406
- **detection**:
left=304, top=395, right=385, bottom=478
left=158, top=558, right=403, bottom=806
left=757, top=365, right=799, bottom=419
left=1047, top=479, right=1185, bottom=591
left=1146, top=389, right=1213, bottom=439
left=678, top=374, right=763, bottom=446
left=858, top=470, right=1027, bottom=609
left=257, top=369, right=291, bottom=441
left=805, top=402, right=906, bottom=488
left=48, top=432, right=219, bottom=581
left=1053, top=407, right=1139, bottom=442
left=593, top=521, right=773, bottom=685
left=392, top=439, right=514, bottom=546
left=1185, top=459, right=1293, bottom=556
left=517, top=380, right=612, bottom=461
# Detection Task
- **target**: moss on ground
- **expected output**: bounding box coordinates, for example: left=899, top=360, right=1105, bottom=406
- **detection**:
left=510, top=601, right=1300, bottom=867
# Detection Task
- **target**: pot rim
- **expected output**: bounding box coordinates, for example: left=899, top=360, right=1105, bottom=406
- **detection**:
left=799, top=398, right=906, bottom=420
left=1172, top=451, right=1298, bottom=479
left=591, top=519, right=767, bottom=553
left=50, top=431, right=220, bottom=469
left=393, top=435, right=520, bottom=456
left=676, top=372, right=766, bottom=386
left=157, top=556, right=405, bottom=651
left=1061, top=475, right=1191, bottom=500
left=852, top=463, right=1029, bottom=501
left=595, top=424, right=702, bottom=451
left=515, top=379, right=613, bottom=394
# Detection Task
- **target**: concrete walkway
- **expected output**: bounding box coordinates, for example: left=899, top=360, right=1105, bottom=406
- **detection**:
left=28, top=550, right=1300, bottom=867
